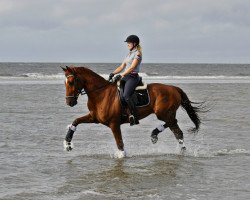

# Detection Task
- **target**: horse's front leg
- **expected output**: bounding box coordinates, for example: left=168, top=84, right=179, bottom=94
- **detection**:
left=109, top=123, right=126, bottom=158
left=64, top=113, right=95, bottom=151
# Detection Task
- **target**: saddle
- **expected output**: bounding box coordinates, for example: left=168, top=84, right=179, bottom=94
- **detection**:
left=117, top=76, right=149, bottom=108
left=117, top=77, right=150, bottom=122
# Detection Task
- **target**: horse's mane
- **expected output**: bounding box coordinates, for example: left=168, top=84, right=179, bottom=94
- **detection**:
left=73, top=66, right=108, bottom=83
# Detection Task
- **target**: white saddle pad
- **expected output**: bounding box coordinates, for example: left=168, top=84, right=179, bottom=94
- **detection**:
left=117, top=80, right=147, bottom=90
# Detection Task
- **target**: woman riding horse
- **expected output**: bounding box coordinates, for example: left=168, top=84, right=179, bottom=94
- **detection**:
left=109, top=35, right=142, bottom=126
left=62, top=64, right=204, bottom=157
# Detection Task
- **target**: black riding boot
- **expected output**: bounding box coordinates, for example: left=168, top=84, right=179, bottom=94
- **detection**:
left=126, top=98, right=139, bottom=126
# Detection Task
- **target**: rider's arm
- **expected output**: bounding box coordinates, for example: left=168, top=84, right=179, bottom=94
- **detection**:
left=113, top=61, right=126, bottom=74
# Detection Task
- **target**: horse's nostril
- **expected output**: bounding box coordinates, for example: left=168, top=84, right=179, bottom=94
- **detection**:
left=67, top=100, right=77, bottom=107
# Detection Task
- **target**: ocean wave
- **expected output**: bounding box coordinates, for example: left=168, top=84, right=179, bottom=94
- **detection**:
left=213, top=148, right=250, bottom=156
left=142, top=75, right=250, bottom=80
left=1, top=72, right=250, bottom=80
left=19, top=73, right=65, bottom=79
left=1, top=73, right=250, bottom=85
left=0, top=73, right=13, bottom=77
left=180, top=148, right=250, bottom=158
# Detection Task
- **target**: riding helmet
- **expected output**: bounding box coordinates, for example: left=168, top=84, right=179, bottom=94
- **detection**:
left=124, top=35, right=140, bottom=45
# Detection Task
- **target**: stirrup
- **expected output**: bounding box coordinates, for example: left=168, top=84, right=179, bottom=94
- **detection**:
left=129, top=115, right=139, bottom=126
left=129, top=115, right=135, bottom=126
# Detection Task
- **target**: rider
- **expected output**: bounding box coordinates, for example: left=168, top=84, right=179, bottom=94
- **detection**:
left=109, top=35, right=142, bottom=126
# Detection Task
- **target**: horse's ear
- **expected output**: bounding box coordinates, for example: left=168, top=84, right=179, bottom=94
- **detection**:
left=66, top=66, right=73, bottom=73
left=61, top=66, right=66, bottom=71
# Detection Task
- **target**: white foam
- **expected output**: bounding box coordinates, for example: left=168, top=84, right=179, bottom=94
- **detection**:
left=214, top=148, right=250, bottom=156
left=2, top=72, right=250, bottom=81
left=146, top=75, right=250, bottom=80
left=101, top=74, right=250, bottom=80
left=100, top=72, right=148, bottom=78
left=81, top=190, right=105, bottom=196
left=1, top=73, right=250, bottom=84
left=22, top=73, right=65, bottom=79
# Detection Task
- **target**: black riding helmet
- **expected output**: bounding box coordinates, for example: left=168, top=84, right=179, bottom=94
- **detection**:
left=124, top=35, right=140, bottom=45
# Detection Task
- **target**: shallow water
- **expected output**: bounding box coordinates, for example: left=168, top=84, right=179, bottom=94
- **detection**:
left=0, top=63, right=250, bottom=199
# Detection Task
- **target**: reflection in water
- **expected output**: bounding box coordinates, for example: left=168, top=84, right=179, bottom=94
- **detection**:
left=56, top=155, right=196, bottom=199
left=103, top=159, right=128, bottom=178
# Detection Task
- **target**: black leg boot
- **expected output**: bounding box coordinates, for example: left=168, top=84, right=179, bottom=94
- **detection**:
left=126, top=98, right=139, bottom=126
left=64, top=125, right=76, bottom=151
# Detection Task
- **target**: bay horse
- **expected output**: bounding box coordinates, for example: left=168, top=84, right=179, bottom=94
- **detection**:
left=62, top=66, right=202, bottom=157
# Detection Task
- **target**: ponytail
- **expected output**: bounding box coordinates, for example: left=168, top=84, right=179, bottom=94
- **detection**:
left=137, top=44, right=142, bottom=54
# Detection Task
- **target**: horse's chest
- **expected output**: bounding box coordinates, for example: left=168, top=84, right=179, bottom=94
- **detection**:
left=88, top=104, right=107, bottom=121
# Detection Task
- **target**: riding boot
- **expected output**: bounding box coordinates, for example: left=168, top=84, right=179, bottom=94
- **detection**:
left=126, top=98, right=139, bottom=126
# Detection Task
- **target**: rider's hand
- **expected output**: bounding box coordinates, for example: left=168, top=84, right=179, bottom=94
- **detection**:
left=108, top=73, right=115, bottom=81
left=114, top=74, right=122, bottom=82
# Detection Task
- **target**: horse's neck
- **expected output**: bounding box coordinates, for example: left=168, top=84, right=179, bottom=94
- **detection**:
left=77, top=67, right=108, bottom=92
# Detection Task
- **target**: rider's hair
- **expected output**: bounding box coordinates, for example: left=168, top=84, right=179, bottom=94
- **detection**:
left=137, top=44, right=142, bottom=54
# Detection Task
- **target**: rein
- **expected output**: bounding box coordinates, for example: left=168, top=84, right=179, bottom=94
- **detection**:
left=65, top=73, right=109, bottom=99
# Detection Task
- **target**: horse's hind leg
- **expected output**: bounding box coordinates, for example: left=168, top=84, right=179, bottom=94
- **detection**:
left=169, top=122, right=186, bottom=151
left=151, top=109, right=173, bottom=144
left=154, top=110, right=186, bottom=150
left=150, top=121, right=184, bottom=147
left=151, top=124, right=168, bottom=144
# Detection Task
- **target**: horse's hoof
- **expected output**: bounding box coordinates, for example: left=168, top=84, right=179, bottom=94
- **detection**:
left=151, top=135, right=158, bottom=144
left=66, top=146, right=72, bottom=151
left=115, top=150, right=127, bottom=158
left=180, top=146, right=186, bottom=154
left=63, top=140, right=73, bottom=151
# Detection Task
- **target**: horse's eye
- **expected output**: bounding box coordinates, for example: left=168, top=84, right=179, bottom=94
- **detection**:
left=68, top=81, right=74, bottom=86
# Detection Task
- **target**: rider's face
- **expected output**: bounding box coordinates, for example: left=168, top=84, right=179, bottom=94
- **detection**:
left=127, top=42, right=135, bottom=51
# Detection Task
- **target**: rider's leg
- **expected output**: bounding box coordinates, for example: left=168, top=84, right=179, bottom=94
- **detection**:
left=126, top=97, right=139, bottom=125
left=119, top=79, right=126, bottom=103
left=123, top=76, right=140, bottom=126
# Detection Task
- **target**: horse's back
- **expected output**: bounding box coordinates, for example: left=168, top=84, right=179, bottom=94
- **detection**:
left=147, top=83, right=182, bottom=108
left=147, top=83, right=180, bottom=95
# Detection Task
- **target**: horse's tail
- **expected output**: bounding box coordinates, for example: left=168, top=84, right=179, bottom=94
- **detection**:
left=176, top=87, right=204, bottom=133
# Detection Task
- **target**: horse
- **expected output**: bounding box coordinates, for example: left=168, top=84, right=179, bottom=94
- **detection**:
left=61, top=66, right=203, bottom=157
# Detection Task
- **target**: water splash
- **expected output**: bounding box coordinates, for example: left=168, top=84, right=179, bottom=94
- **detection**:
left=213, top=148, right=250, bottom=156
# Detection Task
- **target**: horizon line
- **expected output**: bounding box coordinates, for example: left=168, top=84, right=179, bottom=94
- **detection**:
left=0, top=61, right=249, bottom=65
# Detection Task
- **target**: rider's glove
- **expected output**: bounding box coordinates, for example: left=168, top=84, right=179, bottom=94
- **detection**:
left=114, top=74, right=122, bottom=82
left=108, top=73, right=115, bottom=81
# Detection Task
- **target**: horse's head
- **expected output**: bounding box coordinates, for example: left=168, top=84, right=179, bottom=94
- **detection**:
left=61, top=66, right=82, bottom=107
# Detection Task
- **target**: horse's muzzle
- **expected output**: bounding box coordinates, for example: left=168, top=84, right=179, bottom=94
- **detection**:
left=66, top=97, right=77, bottom=107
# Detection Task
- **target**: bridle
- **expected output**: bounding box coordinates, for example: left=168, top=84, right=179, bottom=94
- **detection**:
left=65, top=74, right=85, bottom=100
left=65, top=73, right=110, bottom=99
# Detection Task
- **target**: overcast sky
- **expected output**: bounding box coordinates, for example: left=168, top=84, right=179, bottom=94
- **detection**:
left=0, top=0, right=249, bottom=63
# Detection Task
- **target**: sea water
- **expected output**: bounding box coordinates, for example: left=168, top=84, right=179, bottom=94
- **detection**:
left=0, top=63, right=250, bottom=199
